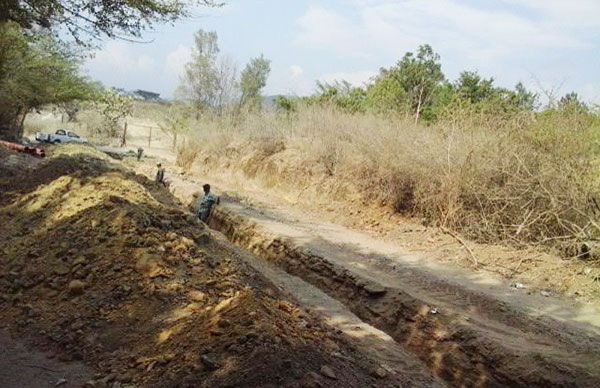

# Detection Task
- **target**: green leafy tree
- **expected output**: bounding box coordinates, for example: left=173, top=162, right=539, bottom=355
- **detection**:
left=177, top=29, right=220, bottom=114
left=366, top=77, right=407, bottom=114
left=0, top=22, right=95, bottom=140
left=422, top=82, right=455, bottom=122
left=274, top=95, right=297, bottom=116
left=93, top=89, right=133, bottom=143
left=454, top=71, right=495, bottom=104
left=368, top=44, right=444, bottom=122
left=177, top=29, right=238, bottom=116
left=240, top=54, right=271, bottom=111
left=1, top=0, right=222, bottom=43
left=513, top=82, right=538, bottom=111
left=308, top=80, right=367, bottom=113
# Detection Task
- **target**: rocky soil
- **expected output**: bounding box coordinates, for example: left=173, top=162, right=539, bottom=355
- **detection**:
left=0, top=145, right=395, bottom=387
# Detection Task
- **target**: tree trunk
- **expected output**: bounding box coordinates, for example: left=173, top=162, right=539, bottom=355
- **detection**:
left=414, top=86, right=424, bottom=124
left=17, top=108, right=27, bottom=139
left=120, top=120, right=128, bottom=147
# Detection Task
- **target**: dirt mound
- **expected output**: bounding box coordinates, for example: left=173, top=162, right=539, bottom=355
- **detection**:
left=0, top=146, right=380, bottom=387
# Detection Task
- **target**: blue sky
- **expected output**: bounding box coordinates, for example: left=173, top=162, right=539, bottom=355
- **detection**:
left=84, top=0, right=600, bottom=103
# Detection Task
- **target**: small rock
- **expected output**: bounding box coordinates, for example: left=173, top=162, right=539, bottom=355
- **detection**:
left=54, top=265, right=70, bottom=276
left=73, top=256, right=87, bottom=266
left=320, top=365, right=337, bottom=380
left=193, top=233, right=210, bottom=245
left=187, top=290, right=206, bottom=302
left=100, top=373, right=117, bottom=384
left=370, top=367, right=388, bottom=379
left=217, top=319, right=231, bottom=328
left=540, top=290, right=552, bottom=297
left=68, top=280, right=86, bottom=295
left=117, top=372, right=133, bottom=383
left=429, top=307, right=439, bottom=314
left=200, top=354, right=219, bottom=371
left=511, top=282, right=526, bottom=289
left=55, top=378, right=67, bottom=386
left=364, top=283, right=386, bottom=297
left=145, top=361, right=157, bottom=372
left=323, top=338, right=340, bottom=353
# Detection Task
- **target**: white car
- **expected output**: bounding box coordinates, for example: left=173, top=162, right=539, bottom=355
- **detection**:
left=35, top=129, right=87, bottom=144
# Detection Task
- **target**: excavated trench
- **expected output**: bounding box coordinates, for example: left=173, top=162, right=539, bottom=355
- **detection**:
left=208, top=205, right=599, bottom=388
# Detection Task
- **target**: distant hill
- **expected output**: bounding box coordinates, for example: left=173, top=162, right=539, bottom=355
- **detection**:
left=111, top=87, right=166, bottom=104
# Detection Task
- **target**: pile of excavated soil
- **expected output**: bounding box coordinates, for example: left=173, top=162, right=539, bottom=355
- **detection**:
left=0, top=145, right=382, bottom=387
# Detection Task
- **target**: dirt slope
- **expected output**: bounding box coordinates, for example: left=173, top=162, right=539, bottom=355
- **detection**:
left=0, top=145, right=424, bottom=387
left=130, top=157, right=600, bottom=387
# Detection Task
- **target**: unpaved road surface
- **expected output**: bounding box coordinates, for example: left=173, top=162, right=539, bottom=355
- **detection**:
left=132, top=158, right=600, bottom=387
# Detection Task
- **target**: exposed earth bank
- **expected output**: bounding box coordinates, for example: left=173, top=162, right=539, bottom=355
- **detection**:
left=0, top=145, right=435, bottom=387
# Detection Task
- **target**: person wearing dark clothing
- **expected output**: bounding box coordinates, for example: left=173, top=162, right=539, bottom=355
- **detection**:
left=137, top=147, right=144, bottom=161
left=155, top=163, right=166, bottom=186
left=196, top=184, right=219, bottom=222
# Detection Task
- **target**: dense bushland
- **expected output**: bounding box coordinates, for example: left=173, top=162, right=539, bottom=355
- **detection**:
left=175, top=102, right=600, bottom=255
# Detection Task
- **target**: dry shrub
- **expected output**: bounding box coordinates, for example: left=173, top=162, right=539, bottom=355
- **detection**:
left=176, top=139, right=202, bottom=171
left=179, top=105, right=600, bottom=250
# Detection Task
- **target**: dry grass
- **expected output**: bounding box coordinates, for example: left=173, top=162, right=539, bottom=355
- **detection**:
left=133, top=104, right=600, bottom=253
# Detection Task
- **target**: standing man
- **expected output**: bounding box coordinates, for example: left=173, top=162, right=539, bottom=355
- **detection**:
left=155, top=163, right=166, bottom=186
left=197, top=184, right=219, bottom=222
left=137, top=147, right=144, bottom=161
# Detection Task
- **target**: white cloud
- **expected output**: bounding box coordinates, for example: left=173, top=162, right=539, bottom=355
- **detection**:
left=295, top=0, right=593, bottom=65
left=319, top=70, right=377, bottom=87
left=165, top=45, right=192, bottom=78
left=88, top=42, right=154, bottom=73
left=500, top=0, right=600, bottom=28
left=290, top=65, right=304, bottom=79
left=295, top=5, right=369, bottom=58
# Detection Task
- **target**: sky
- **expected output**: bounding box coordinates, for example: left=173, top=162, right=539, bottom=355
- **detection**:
left=84, top=0, right=600, bottom=103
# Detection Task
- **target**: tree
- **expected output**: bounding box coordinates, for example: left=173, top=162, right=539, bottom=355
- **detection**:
left=0, top=22, right=95, bottom=140
left=177, top=29, right=238, bottom=116
left=159, top=105, right=191, bottom=150
left=274, top=96, right=297, bottom=116
left=454, top=71, right=495, bottom=104
left=214, top=55, right=239, bottom=115
left=309, top=80, right=367, bottom=113
left=1, top=0, right=222, bottom=43
left=239, top=54, right=271, bottom=111
left=513, top=82, right=538, bottom=111
left=368, top=44, right=444, bottom=122
left=93, top=89, right=133, bottom=144
left=559, top=92, right=588, bottom=114
left=366, top=77, right=407, bottom=114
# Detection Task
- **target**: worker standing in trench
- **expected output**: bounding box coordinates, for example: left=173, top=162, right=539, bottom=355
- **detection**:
left=196, top=184, right=220, bottom=223
left=155, top=163, right=166, bottom=186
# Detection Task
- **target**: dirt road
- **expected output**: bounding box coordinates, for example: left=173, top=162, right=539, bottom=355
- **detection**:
left=130, top=157, right=600, bottom=387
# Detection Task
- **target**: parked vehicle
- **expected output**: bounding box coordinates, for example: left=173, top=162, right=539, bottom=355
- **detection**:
left=35, top=129, right=86, bottom=144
